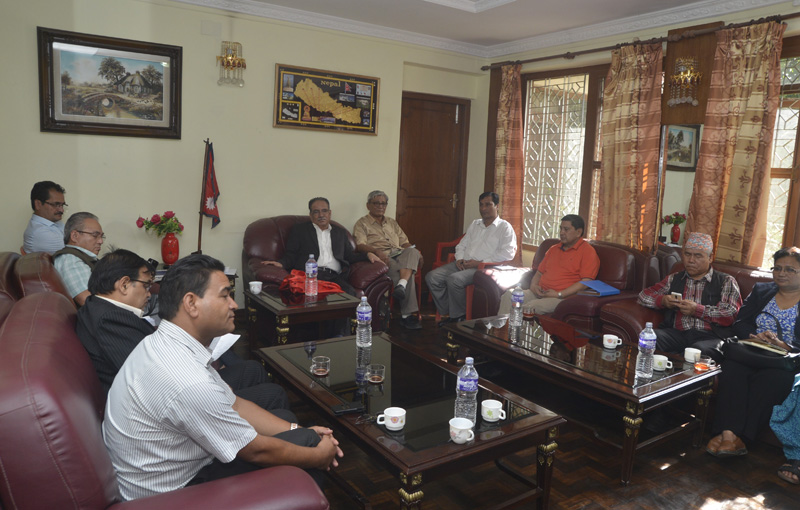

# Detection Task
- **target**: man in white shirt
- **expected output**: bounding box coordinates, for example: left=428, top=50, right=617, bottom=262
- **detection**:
left=262, top=197, right=380, bottom=295
left=22, top=180, right=67, bottom=254
left=426, top=192, right=517, bottom=325
left=103, top=254, right=342, bottom=500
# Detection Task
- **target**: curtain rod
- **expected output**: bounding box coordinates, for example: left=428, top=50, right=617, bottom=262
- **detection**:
left=481, top=12, right=800, bottom=71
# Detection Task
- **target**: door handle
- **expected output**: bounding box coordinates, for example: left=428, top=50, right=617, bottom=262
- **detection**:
left=450, top=193, right=458, bottom=209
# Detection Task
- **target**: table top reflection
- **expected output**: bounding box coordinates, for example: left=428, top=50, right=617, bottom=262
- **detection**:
left=245, top=286, right=359, bottom=313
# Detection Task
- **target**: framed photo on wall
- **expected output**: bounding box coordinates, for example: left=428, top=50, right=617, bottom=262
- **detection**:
left=666, top=124, right=701, bottom=171
left=274, top=64, right=379, bottom=135
left=37, top=27, right=182, bottom=139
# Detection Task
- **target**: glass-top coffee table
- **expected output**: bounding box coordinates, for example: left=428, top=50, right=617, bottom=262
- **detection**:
left=244, top=287, right=360, bottom=348
left=257, top=333, right=565, bottom=509
left=445, top=316, right=720, bottom=485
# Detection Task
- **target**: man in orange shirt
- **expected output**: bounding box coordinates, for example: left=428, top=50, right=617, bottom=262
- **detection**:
left=498, top=215, right=599, bottom=315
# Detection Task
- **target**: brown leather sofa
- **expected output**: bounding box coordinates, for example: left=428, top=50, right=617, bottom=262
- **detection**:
left=0, top=252, right=329, bottom=510
left=471, top=239, right=657, bottom=331
left=242, top=215, right=392, bottom=330
left=600, top=259, right=773, bottom=343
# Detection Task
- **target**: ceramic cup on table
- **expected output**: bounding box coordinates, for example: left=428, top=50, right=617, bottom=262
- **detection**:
left=449, top=417, right=475, bottom=444
left=653, top=354, right=673, bottom=371
left=481, top=399, right=506, bottom=422
left=602, top=334, right=623, bottom=349
left=684, top=347, right=701, bottom=363
left=248, top=281, right=263, bottom=294
left=376, top=407, right=406, bottom=431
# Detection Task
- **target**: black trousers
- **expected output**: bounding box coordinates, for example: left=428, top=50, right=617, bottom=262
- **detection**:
left=654, top=327, right=726, bottom=363
left=712, top=359, right=795, bottom=441
left=318, top=267, right=356, bottom=296
left=218, top=360, right=290, bottom=411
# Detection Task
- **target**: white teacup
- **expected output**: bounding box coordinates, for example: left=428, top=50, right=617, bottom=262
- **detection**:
left=602, top=334, right=623, bottom=349
left=653, top=354, right=673, bottom=371
left=449, top=417, right=475, bottom=444
left=684, top=347, right=701, bottom=363
left=601, top=350, right=621, bottom=362
left=481, top=399, right=506, bottom=422
left=376, top=407, right=406, bottom=431
left=249, top=281, right=263, bottom=294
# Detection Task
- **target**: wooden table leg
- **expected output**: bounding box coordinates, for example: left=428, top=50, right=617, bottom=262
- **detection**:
left=276, top=315, right=289, bottom=345
left=693, top=383, right=714, bottom=447
left=399, top=472, right=424, bottom=510
left=621, top=402, right=644, bottom=486
left=536, top=426, right=559, bottom=510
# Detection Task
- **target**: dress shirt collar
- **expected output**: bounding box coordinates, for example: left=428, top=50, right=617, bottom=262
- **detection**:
left=313, top=223, right=330, bottom=233
left=31, top=213, right=60, bottom=227
left=158, top=320, right=214, bottom=367
left=479, top=216, right=503, bottom=229
left=68, top=245, right=99, bottom=259
left=97, top=295, right=144, bottom=317
left=558, top=237, right=586, bottom=252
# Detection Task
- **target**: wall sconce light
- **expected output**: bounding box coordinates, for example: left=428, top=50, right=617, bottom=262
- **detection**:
left=216, top=41, right=246, bottom=87
left=667, top=57, right=701, bottom=107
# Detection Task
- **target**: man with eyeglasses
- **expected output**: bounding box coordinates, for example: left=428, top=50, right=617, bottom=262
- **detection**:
left=261, top=197, right=381, bottom=295
left=353, top=190, right=423, bottom=329
left=54, top=211, right=105, bottom=306
left=22, top=180, right=67, bottom=254
left=638, top=232, right=743, bottom=362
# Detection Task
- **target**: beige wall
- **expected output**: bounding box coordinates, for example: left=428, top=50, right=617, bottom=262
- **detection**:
left=1, top=0, right=487, bottom=305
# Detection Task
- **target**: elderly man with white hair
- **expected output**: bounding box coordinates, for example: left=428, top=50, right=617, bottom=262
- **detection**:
left=637, top=232, right=743, bottom=361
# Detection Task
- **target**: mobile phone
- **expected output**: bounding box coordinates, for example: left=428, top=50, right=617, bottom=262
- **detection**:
left=670, top=292, right=682, bottom=299
left=331, top=402, right=365, bottom=416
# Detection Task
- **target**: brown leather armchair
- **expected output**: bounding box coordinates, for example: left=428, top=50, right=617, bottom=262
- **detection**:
left=471, top=239, right=655, bottom=331
left=242, top=215, right=392, bottom=330
left=600, top=259, right=773, bottom=343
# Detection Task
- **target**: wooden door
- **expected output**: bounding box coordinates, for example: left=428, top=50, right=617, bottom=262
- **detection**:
left=396, top=92, right=470, bottom=276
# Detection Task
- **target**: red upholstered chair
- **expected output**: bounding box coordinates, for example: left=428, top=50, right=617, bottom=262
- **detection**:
left=242, top=216, right=392, bottom=331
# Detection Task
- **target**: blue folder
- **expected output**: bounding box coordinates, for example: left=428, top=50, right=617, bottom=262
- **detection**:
left=579, top=280, right=620, bottom=296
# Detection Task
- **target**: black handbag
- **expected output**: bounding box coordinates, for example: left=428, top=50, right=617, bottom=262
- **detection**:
left=722, top=338, right=800, bottom=371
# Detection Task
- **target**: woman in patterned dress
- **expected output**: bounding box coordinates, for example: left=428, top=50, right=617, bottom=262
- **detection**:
left=706, top=247, right=800, bottom=459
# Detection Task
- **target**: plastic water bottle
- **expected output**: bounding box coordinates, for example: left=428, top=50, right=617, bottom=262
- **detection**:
left=355, top=297, right=372, bottom=348
left=454, top=357, right=479, bottom=427
left=635, top=322, right=657, bottom=379
left=304, top=254, right=318, bottom=296
left=510, top=285, right=524, bottom=327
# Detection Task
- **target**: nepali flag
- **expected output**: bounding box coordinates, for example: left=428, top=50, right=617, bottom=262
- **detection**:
left=344, top=82, right=352, bottom=93
left=201, top=142, right=221, bottom=228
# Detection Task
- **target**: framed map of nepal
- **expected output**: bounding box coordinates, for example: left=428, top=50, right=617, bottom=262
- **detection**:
left=274, top=64, right=379, bottom=135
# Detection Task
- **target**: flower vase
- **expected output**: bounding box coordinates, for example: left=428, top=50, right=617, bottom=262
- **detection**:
left=670, top=224, right=681, bottom=244
left=161, top=233, right=179, bottom=266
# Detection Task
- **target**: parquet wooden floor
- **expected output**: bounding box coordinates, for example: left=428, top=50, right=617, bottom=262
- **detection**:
left=237, top=303, right=799, bottom=509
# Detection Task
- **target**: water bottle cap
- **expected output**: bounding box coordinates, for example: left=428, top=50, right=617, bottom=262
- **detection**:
left=465, top=357, right=474, bottom=365
left=645, top=322, right=653, bottom=328
left=361, top=296, right=368, bottom=302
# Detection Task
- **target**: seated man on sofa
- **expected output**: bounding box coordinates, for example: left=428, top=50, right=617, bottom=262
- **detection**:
left=78, top=248, right=289, bottom=411
left=103, top=254, right=342, bottom=500
left=23, top=180, right=67, bottom=254
left=354, top=190, right=423, bottom=330
left=261, top=196, right=381, bottom=295
left=426, top=191, right=517, bottom=326
left=497, top=214, right=599, bottom=315
left=637, top=232, right=742, bottom=360
left=54, top=211, right=104, bottom=307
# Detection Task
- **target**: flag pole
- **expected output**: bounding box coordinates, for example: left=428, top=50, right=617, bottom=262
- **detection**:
left=197, top=138, right=210, bottom=254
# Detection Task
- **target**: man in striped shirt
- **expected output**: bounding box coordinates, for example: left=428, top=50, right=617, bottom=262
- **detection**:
left=637, top=232, right=742, bottom=361
left=103, top=254, right=342, bottom=500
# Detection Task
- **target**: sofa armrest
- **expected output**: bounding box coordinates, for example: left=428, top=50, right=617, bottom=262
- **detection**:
left=250, top=259, right=289, bottom=286
left=599, top=298, right=664, bottom=344
left=112, top=466, right=328, bottom=510
left=349, top=260, right=389, bottom=290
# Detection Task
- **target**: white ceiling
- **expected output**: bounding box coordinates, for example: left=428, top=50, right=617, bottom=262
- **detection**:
left=173, top=0, right=794, bottom=57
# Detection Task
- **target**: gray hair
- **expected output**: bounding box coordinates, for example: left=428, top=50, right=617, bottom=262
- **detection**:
left=367, top=190, right=388, bottom=203
left=64, top=212, right=99, bottom=244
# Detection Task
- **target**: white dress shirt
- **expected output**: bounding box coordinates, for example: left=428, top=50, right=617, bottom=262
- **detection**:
left=313, top=223, right=342, bottom=272
left=455, top=216, right=517, bottom=263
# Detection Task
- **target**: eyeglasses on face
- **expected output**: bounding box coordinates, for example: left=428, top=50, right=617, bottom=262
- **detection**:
left=370, top=201, right=388, bottom=207
left=311, top=209, right=330, bottom=216
left=77, top=230, right=106, bottom=240
left=44, top=201, right=68, bottom=209
left=129, top=278, right=154, bottom=290
left=771, top=266, right=800, bottom=275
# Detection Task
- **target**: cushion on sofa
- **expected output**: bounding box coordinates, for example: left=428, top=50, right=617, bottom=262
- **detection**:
left=14, top=252, right=72, bottom=302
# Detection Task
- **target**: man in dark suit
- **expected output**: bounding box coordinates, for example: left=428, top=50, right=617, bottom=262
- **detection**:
left=77, top=249, right=289, bottom=411
left=261, top=197, right=381, bottom=295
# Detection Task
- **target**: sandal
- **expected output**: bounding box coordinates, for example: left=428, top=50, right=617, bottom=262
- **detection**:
left=712, top=437, right=748, bottom=457
left=777, top=459, right=800, bottom=485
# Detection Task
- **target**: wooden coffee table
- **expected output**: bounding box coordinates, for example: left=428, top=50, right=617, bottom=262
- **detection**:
left=244, top=288, right=360, bottom=348
left=445, top=316, right=719, bottom=485
left=256, top=333, right=565, bottom=509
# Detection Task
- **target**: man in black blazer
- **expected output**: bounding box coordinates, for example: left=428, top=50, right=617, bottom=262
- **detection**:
left=77, top=249, right=289, bottom=412
left=262, top=197, right=381, bottom=295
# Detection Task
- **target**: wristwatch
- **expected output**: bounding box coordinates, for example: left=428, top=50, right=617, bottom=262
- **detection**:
left=557, top=291, right=563, bottom=298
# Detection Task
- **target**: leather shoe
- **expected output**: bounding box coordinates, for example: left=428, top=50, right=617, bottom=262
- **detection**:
left=713, top=437, right=748, bottom=457
left=401, top=315, right=422, bottom=330
left=705, top=434, right=724, bottom=455
left=392, top=285, right=406, bottom=302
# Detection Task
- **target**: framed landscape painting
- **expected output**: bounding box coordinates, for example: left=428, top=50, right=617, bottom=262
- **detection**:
left=666, top=124, right=701, bottom=171
left=37, top=27, right=182, bottom=138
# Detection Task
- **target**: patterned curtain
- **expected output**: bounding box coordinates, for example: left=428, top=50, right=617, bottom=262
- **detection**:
left=687, top=21, right=785, bottom=265
left=494, top=64, right=524, bottom=262
left=596, top=43, right=663, bottom=252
